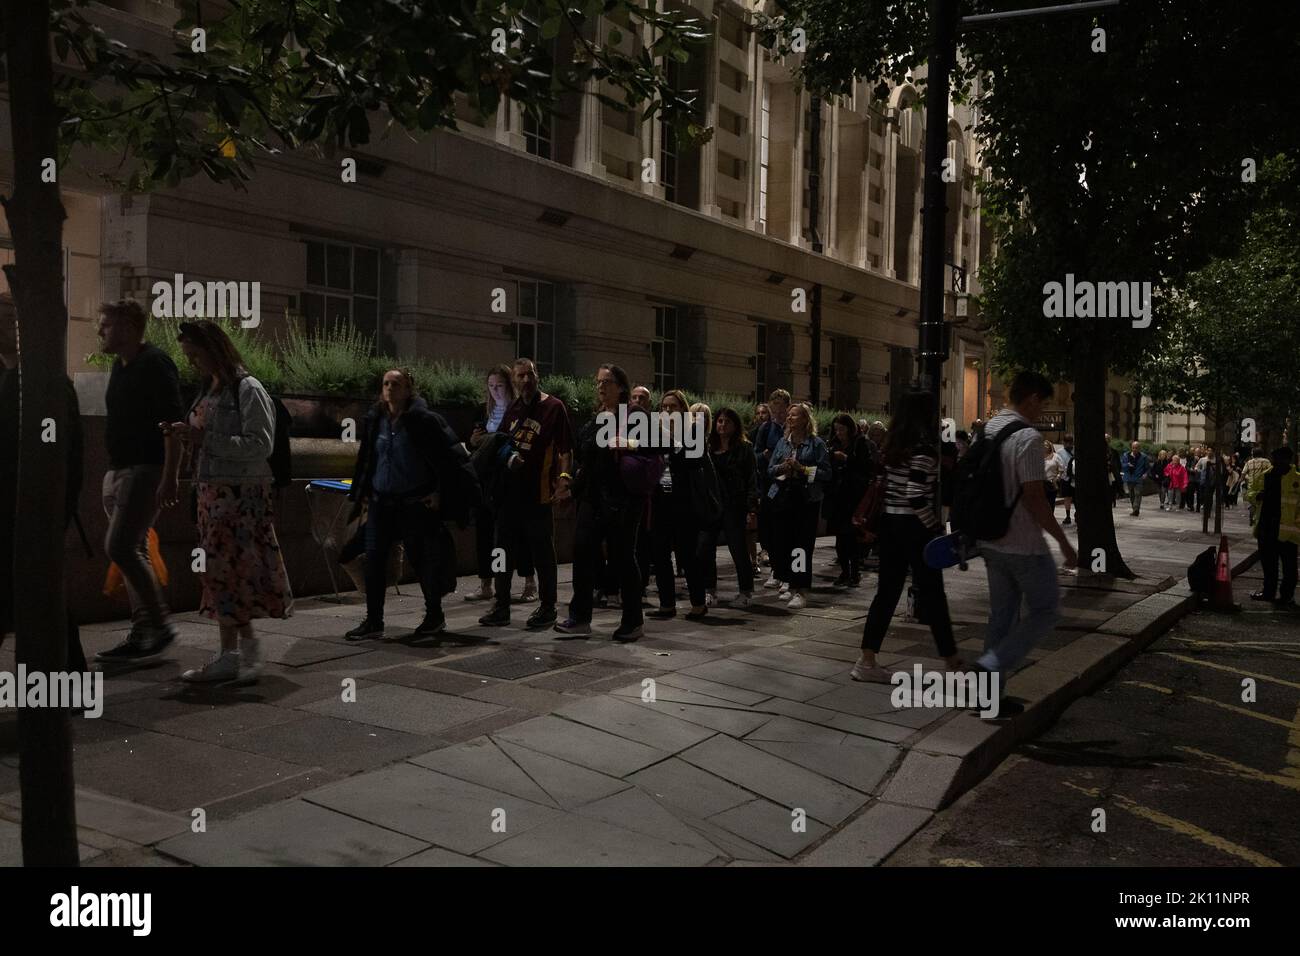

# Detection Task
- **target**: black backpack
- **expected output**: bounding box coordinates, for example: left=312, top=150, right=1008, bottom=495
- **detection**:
left=268, top=396, right=293, bottom=488
left=950, top=419, right=1034, bottom=541
left=1187, top=546, right=1217, bottom=594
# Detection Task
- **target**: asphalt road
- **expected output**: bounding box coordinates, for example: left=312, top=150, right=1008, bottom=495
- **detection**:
left=887, top=559, right=1300, bottom=867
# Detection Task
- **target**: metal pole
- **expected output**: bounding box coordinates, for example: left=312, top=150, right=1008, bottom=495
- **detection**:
left=916, top=0, right=957, bottom=411
left=808, top=94, right=824, bottom=406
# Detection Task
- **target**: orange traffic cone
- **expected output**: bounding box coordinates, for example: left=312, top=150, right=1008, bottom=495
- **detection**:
left=1210, top=534, right=1239, bottom=612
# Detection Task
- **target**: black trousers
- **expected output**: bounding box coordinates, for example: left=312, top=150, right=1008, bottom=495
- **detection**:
left=652, top=497, right=705, bottom=609
left=365, top=495, right=443, bottom=623
left=771, top=500, right=821, bottom=589
left=1259, top=535, right=1298, bottom=602
left=834, top=528, right=861, bottom=580
left=493, top=501, right=557, bottom=610
left=569, top=498, right=645, bottom=628
left=861, top=513, right=956, bottom=657
left=757, top=492, right=774, bottom=556
left=474, top=504, right=533, bottom=580
left=701, top=506, right=754, bottom=594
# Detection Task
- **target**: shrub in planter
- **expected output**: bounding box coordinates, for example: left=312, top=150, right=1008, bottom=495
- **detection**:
left=411, top=361, right=482, bottom=408
left=279, top=319, right=375, bottom=397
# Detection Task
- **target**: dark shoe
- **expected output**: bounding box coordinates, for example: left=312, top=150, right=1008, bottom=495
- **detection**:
left=136, top=622, right=177, bottom=656
left=526, top=606, right=558, bottom=630
left=849, top=575, right=862, bottom=588
left=414, top=612, right=447, bottom=638
left=685, top=606, right=708, bottom=621
left=983, top=698, right=1026, bottom=720
left=1273, top=599, right=1299, bottom=611
left=345, top=619, right=384, bottom=641
left=94, top=629, right=154, bottom=663
left=1062, top=516, right=1072, bottom=525
left=612, top=623, right=643, bottom=643
left=554, top=617, right=592, bottom=637
left=648, top=606, right=676, bottom=620
left=831, top=574, right=851, bottom=589
left=478, top=605, right=511, bottom=627
left=1250, top=591, right=1275, bottom=601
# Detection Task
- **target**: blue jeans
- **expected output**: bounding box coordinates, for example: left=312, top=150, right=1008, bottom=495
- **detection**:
left=979, top=549, right=1061, bottom=685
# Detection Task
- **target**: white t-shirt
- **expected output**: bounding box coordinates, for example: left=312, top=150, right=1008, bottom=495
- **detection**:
left=978, top=409, right=1049, bottom=555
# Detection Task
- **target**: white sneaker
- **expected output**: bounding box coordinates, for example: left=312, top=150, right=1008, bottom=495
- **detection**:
left=778, top=590, right=793, bottom=602
left=705, top=591, right=716, bottom=607
left=520, top=580, right=539, bottom=602
left=850, top=661, right=894, bottom=683
left=763, top=574, right=781, bottom=590
left=787, top=592, right=806, bottom=609
left=181, top=650, right=241, bottom=684
left=235, top=638, right=263, bottom=685
left=463, top=578, right=494, bottom=602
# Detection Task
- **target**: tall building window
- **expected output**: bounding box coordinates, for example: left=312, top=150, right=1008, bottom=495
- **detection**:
left=302, top=239, right=379, bottom=339
left=523, top=110, right=552, bottom=160
left=515, top=278, right=555, bottom=376
left=653, top=306, right=678, bottom=392
left=660, top=120, right=678, bottom=202
left=754, top=323, right=768, bottom=401
left=758, top=84, right=770, bottom=229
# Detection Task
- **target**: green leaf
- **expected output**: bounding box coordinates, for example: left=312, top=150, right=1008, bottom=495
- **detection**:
left=540, top=16, right=561, bottom=40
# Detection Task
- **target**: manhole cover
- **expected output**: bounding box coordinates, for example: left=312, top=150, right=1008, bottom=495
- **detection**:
left=438, top=648, right=586, bottom=680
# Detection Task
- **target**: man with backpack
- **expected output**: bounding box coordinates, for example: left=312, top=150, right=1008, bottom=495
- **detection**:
left=958, top=371, right=1077, bottom=716
left=93, top=300, right=185, bottom=663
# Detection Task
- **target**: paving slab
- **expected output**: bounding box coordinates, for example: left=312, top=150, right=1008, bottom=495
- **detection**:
left=708, top=798, right=830, bottom=859
left=730, top=647, right=849, bottom=679
left=303, top=763, right=561, bottom=855
left=217, top=714, right=436, bottom=775
left=466, top=681, right=571, bottom=714
left=677, top=659, right=840, bottom=701
left=748, top=696, right=916, bottom=744
left=156, top=799, right=427, bottom=866
left=677, top=735, right=867, bottom=826
left=351, top=663, right=493, bottom=698
left=57, top=789, right=190, bottom=846
left=748, top=737, right=898, bottom=794
left=480, top=813, right=718, bottom=866
left=804, top=683, right=905, bottom=719
left=798, top=801, right=935, bottom=866
left=577, top=788, right=725, bottom=857
left=879, top=749, right=964, bottom=810
left=96, top=695, right=308, bottom=745
left=408, top=736, right=558, bottom=807
left=299, top=683, right=506, bottom=736
left=493, top=739, right=630, bottom=809
left=627, top=757, right=756, bottom=819
left=390, top=846, right=498, bottom=867
left=492, top=715, right=670, bottom=777
left=657, top=672, right=771, bottom=705
left=554, top=695, right=717, bottom=753
left=70, top=726, right=315, bottom=813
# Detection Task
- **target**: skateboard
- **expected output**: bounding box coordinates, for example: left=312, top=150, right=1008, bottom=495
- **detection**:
left=923, top=531, right=981, bottom=571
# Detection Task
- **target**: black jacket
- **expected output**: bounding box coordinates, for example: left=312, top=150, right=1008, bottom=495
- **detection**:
left=348, top=397, right=480, bottom=525
left=711, top=441, right=758, bottom=512
left=825, top=433, right=873, bottom=527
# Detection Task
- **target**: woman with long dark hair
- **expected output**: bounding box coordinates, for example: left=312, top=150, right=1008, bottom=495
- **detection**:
left=852, top=391, right=959, bottom=683
left=165, top=321, right=292, bottom=684
left=555, top=364, right=649, bottom=642
left=825, top=412, right=872, bottom=589
left=764, top=402, right=830, bottom=609
left=465, top=364, right=536, bottom=602
left=702, top=406, right=758, bottom=606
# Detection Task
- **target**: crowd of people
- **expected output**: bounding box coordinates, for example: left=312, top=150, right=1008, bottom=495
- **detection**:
left=3, top=303, right=1294, bottom=715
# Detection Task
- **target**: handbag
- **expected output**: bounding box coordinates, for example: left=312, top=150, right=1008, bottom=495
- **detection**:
left=852, top=475, right=886, bottom=543
left=618, top=450, right=665, bottom=497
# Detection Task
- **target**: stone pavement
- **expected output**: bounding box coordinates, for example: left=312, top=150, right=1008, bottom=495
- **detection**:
left=0, top=502, right=1259, bottom=866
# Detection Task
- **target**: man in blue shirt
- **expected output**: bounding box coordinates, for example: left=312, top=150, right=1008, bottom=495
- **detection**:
left=1121, top=440, right=1150, bottom=516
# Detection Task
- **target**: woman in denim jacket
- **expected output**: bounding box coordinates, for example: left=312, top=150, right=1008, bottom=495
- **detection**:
left=165, top=321, right=293, bottom=685
left=765, top=402, right=831, bottom=609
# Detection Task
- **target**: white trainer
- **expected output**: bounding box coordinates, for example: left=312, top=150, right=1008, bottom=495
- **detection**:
left=763, top=574, right=781, bottom=590
left=786, top=592, right=806, bottom=609
left=705, top=590, right=716, bottom=607
left=520, top=579, right=539, bottom=602
left=181, top=650, right=241, bottom=684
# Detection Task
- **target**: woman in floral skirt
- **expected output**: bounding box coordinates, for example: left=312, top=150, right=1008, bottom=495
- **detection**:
left=164, top=320, right=292, bottom=684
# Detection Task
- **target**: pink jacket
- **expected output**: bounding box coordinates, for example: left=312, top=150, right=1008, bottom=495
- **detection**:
left=1167, top=459, right=1188, bottom=490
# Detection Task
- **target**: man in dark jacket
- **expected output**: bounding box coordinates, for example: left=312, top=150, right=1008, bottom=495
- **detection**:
left=345, top=369, right=477, bottom=641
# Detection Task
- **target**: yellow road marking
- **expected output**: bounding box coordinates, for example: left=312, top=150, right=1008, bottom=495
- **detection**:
left=938, top=858, right=985, bottom=867
left=1154, top=652, right=1300, bottom=690
left=1177, top=746, right=1300, bottom=792
left=1167, top=637, right=1300, bottom=662
left=1121, top=681, right=1298, bottom=729
left=1063, top=781, right=1282, bottom=866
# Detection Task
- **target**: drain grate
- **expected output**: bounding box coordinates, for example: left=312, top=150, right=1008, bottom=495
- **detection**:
left=437, top=648, right=587, bottom=680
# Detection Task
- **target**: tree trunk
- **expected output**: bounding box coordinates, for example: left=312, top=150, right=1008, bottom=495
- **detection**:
left=2, top=0, right=80, bottom=866
left=1073, top=343, right=1134, bottom=580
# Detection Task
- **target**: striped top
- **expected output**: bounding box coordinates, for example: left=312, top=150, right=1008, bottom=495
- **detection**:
left=883, top=445, right=940, bottom=529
